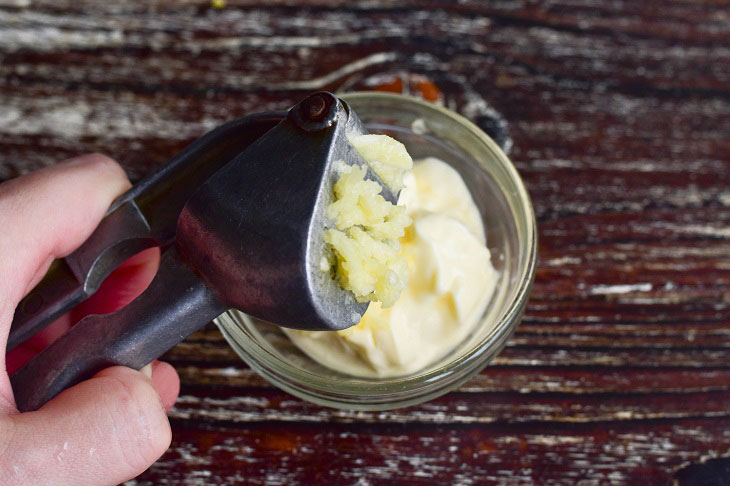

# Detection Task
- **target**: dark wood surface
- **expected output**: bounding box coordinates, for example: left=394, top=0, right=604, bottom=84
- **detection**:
left=2, top=1, right=730, bottom=484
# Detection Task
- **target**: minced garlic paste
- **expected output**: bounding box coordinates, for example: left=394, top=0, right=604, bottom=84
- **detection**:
left=291, top=157, right=498, bottom=377
left=323, top=134, right=413, bottom=307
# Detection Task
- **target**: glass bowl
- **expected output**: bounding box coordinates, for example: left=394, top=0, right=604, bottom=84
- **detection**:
left=214, top=92, right=537, bottom=410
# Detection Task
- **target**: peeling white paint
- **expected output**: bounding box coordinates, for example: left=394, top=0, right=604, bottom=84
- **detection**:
left=590, top=283, right=653, bottom=295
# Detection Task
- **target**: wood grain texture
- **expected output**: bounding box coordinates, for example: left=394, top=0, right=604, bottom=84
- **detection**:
left=2, top=1, right=730, bottom=484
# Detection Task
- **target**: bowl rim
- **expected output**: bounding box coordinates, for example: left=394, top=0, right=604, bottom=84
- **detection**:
left=215, top=91, right=538, bottom=409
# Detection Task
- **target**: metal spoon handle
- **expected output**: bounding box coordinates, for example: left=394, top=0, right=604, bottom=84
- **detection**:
left=11, top=248, right=226, bottom=412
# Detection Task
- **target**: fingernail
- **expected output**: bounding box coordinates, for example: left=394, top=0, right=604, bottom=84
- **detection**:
left=140, top=363, right=153, bottom=379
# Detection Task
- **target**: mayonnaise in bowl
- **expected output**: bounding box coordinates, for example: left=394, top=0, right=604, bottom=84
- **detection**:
left=285, top=157, right=498, bottom=378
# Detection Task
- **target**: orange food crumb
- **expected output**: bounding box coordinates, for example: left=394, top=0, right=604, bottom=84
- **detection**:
left=416, top=78, right=442, bottom=103
left=372, top=76, right=403, bottom=93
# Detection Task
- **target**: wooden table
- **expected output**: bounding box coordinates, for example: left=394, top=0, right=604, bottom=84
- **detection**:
left=2, top=1, right=730, bottom=483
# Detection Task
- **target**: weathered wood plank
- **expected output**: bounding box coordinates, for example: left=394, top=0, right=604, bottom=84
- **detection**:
left=3, top=0, right=730, bottom=483
left=129, top=418, right=730, bottom=485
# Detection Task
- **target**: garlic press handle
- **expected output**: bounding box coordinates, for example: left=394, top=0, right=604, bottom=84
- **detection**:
left=8, top=111, right=285, bottom=351
left=11, top=248, right=227, bottom=412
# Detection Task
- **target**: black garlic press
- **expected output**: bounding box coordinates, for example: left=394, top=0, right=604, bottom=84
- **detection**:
left=9, top=92, right=396, bottom=412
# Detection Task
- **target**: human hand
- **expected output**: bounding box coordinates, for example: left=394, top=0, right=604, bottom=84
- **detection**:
left=1, top=154, right=180, bottom=485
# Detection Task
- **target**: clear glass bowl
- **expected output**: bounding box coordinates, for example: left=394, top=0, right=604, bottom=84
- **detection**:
left=214, top=92, right=537, bottom=410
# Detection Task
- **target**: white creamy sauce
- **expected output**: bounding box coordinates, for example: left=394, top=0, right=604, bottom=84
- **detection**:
left=286, top=157, right=498, bottom=377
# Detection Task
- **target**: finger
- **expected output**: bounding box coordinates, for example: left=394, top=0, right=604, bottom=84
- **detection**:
left=4, top=346, right=35, bottom=377
left=2, top=366, right=171, bottom=486
left=7, top=247, right=161, bottom=376
left=27, top=247, right=162, bottom=352
left=150, top=361, right=180, bottom=412
left=71, top=247, right=161, bottom=319
left=0, top=154, right=130, bottom=318
left=6, top=246, right=174, bottom=412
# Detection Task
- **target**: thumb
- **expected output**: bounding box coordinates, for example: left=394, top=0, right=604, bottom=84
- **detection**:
left=2, top=366, right=171, bottom=486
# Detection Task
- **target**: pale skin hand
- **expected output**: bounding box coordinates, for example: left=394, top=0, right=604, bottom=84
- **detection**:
left=0, top=154, right=180, bottom=485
